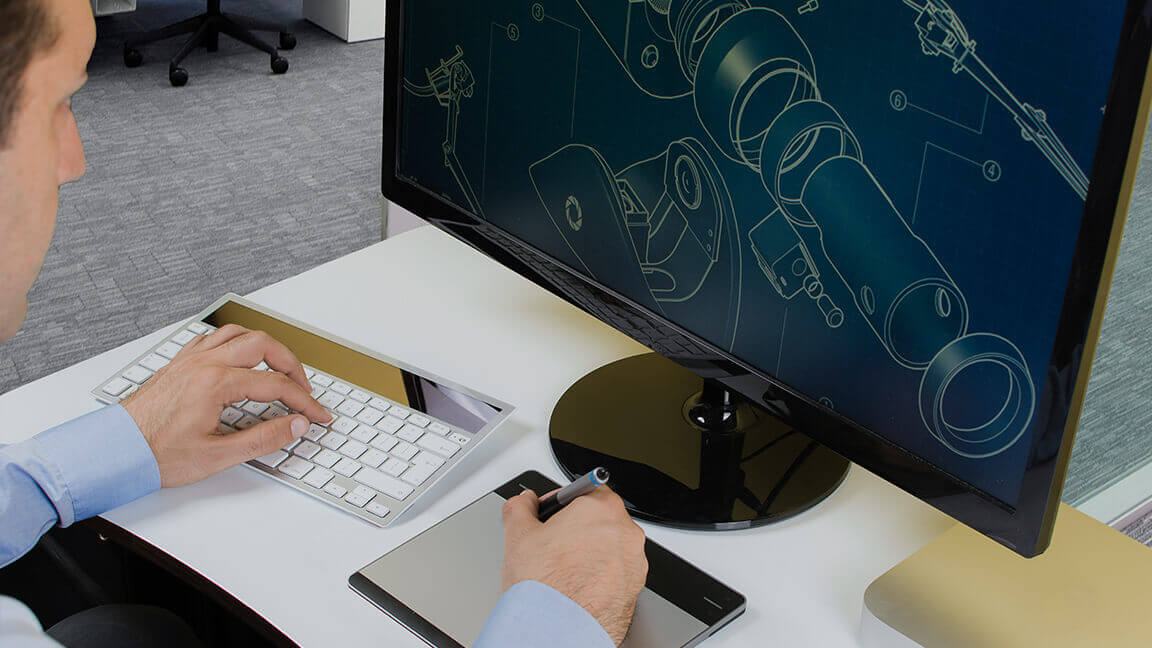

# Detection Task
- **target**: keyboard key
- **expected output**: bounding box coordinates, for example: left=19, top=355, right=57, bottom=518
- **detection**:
left=320, top=432, right=347, bottom=451
left=369, top=397, right=392, bottom=411
left=344, top=486, right=376, bottom=508
left=282, top=438, right=301, bottom=452
left=401, top=463, right=438, bottom=487
left=333, top=457, right=361, bottom=477
left=355, top=407, right=385, bottom=426
left=330, top=382, right=352, bottom=395
left=416, top=435, right=461, bottom=458
left=187, top=322, right=210, bottom=334
left=305, top=367, right=316, bottom=379
left=360, top=448, right=388, bottom=468
left=349, top=389, right=372, bottom=403
left=261, top=403, right=289, bottom=420
left=331, top=416, right=358, bottom=435
left=323, top=482, right=347, bottom=498
left=407, top=414, right=431, bottom=428
left=412, top=451, right=445, bottom=470
left=102, top=377, right=133, bottom=397
left=279, top=457, right=313, bottom=480
left=140, top=354, right=168, bottom=372
left=242, top=401, right=270, bottom=416
left=121, top=384, right=139, bottom=399
left=317, top=392, right=344, bottom=409
left=377, top=416, right=404, bottom=434
left=292, top=440, right=321, bottom=459
left=253, top=450, right=287, bottom=468
left=218, top=423, right=236, bottom=435
left=369, top=434, right=399, bottom=452
left=382, top=457, right=408, bottom=477
left=447, top=432, right=471, bottom=446
left=314, top=449, right=341, bottom=468
left=428, top=422, right=451, bottom=436
left=310, top=384, right=325, bottom=399
left=340, top=440, right=368, bottom=459
left=350, top=426, right=378, bottom=444
left=397, top=424, right=424, bottom=443
left=123, top=365, right=154, bottom=384
left=391, top=442, right=418, bottom=461
left=236, top=415, right=260, bottom=430
left=303, top=467, right=334, bottom=489
left=311, top=374, right=333, bottom=387
left=220, top=407, right=244, bottom=425
left=354, top=469, right=414, bottom=501
left=366, top=501, right=391, bottom=518
left=171, top=330, right=196, bottom=345
left=304, top=424, right=327, bottom=442
left=336, top=400, right=364, bottom=418
left=388, top=406, right=411, bottom=420
left=156, top=341, right=183, bottom=359
left=254, top=361, right=269, bottom=371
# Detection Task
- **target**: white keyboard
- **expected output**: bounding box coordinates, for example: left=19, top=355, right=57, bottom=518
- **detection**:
left=93, top=296, right=513, bottom=527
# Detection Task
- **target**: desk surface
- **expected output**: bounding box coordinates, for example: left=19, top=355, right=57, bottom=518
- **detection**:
left=1, top=226, right=962, bottom=647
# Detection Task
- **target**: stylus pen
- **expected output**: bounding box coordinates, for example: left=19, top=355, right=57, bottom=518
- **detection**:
left=537, top=467, right=610, bottom=522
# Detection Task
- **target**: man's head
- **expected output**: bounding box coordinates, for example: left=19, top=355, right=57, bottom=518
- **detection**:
left=0, top=0, right=93, bottom=342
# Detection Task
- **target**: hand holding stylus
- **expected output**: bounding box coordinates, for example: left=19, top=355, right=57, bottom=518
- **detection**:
left=500, top=480, right=647, bottom=645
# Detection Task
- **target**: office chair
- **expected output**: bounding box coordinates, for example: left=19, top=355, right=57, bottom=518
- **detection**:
left=122, top=0, right=296, bottom=87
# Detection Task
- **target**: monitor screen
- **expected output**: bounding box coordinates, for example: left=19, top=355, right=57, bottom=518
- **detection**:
left=388, top=1, right=1142, bottom=530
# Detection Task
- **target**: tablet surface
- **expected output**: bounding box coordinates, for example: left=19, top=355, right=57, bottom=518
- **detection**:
left=349, top=471, right=745, bottom=647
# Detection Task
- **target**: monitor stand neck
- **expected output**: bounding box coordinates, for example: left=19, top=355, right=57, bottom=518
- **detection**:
left=688, top=380, right=740, bottom=432
left=549, top=353, right=850, bottom=530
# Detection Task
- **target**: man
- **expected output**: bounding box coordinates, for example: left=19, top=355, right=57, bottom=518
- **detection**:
left=0, top=0, right=648, bottom=646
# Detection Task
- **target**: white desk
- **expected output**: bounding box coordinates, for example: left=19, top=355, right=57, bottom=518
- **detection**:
left=0, top=226, right=954, bottom=647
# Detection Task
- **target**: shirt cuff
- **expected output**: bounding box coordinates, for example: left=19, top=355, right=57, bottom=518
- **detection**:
left=473, top=580, right=615, bottom=648
left=28, top=404, right=161, bottom=525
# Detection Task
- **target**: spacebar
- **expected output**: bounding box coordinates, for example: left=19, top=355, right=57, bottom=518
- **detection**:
left=354, top=468, right=414, bottom=500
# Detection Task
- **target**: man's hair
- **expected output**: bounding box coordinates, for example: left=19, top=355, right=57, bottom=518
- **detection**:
left=0, top=0, right=60, bottom=149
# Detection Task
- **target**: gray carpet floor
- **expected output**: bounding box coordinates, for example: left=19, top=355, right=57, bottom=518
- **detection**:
left=1063, top=122, right=1152, bottom=512
left=1, top=0, right=1151, bottom=543
left=0, top=0, right=382, bottom=392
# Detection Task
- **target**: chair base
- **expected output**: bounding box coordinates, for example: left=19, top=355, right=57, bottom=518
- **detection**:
left=123, top=0, right=295, bottom=86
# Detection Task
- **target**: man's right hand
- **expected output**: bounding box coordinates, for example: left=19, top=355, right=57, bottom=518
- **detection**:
left=500, top=486, right=648, bottom=645
left=121, top=324, right=332, bottom=487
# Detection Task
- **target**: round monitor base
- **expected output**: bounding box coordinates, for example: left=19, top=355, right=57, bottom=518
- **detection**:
left=549, top=353, right=851, bottom=530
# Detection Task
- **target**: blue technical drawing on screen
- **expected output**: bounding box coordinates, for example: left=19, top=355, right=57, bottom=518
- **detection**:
left=396, top=0, right=1127, bottom=504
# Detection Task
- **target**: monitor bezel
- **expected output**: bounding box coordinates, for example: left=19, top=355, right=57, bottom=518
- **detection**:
left=381, top=0, right=1152, bottom=557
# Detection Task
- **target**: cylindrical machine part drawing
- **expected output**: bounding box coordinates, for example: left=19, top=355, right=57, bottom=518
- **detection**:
left=802, top=155, right=969, bottom=369
left=669, top=0, right=751, bottom=81
left=758, top=99, right=862, bottom=227
left=691, top=7, right=819, bottom=167
left=919, top=333, right=1035, bottom=458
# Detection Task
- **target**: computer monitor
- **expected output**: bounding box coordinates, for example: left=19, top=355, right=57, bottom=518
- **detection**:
left=381, top=0, right=1152, bottom=557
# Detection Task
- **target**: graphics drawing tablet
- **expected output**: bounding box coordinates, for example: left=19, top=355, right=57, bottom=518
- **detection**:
left=349, top=470, right=745, bottom=647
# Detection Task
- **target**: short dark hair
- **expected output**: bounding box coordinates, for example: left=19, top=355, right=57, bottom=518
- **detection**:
left=0, top=0, right=61, bottom=149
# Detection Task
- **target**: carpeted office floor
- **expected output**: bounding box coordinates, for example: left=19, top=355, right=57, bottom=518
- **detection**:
left=1, top=0, right=1151, bottom=543
left=0, top=0, right=382, bottom=393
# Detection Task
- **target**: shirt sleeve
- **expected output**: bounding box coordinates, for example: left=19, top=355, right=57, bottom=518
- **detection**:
left=0, top=404, right=161, bottom=568
left=0, top=596, right=64, bottom=648
left=474, top=580, right=616, bottom=648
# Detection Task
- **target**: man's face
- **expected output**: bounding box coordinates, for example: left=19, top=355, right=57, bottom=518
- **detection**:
left=0, top=0, right=94, bottom=342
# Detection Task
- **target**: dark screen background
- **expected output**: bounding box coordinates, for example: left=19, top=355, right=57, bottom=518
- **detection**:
left=395, top=0, right=1127, bottom=505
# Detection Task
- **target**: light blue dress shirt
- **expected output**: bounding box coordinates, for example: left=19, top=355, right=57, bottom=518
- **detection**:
left=0, top=405, right=613, bottom=647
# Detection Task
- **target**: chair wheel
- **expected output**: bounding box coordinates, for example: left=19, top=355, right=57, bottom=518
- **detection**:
left=123, top=46, right=143, bottom=68
left=271, top=56, right=289, bottom=74
left=169, top=66, right=189, bottom=87
left=279, top=32, right=296, bottom=50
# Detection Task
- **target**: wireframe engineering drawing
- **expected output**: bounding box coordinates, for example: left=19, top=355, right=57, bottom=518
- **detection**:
left=397, top=0, right=1114, bottom=476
